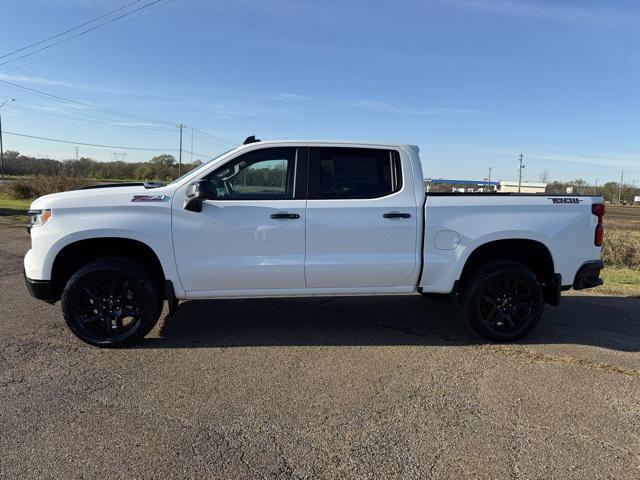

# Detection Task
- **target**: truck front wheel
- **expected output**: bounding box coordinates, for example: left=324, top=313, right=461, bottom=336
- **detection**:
left=61, top=257, right=163, bottom=347
left=461, top=260, right=544, bottom=342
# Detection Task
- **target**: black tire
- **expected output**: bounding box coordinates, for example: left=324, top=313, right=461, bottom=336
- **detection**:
left=61, top=257, right=163, bottom=347
left=461, top=260, right=544, bottom=342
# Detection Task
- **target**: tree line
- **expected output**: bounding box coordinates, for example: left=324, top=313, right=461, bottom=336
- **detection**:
left=3, top=151, right=639, bottom=204
left=546, top=179, right=639, bottom=204
left=426, top=177, right=639, bottom=204
left=1, top=151, right=203, bottom=181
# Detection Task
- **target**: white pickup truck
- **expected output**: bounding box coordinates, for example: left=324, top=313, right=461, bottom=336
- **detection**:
left=24, top=138, right=605, bottom=347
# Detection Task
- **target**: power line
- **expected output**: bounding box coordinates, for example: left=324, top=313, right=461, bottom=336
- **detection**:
left=191, top=131, right=236, bottom=148
left=0, top=0, right=144, bottom=61
left=1, top=80, right=239, bottom=146
left=1, top=0, right=176, bottom=73
left=190, top=127, right=237, bottom=147
left=4, top=130, right=175, bottom=151
left=1, top=81, right=239, bottom=151
left=7, top=103, right=235, bottom=155
left=0, top=78, right=176, bottom=127
left=7, top=101, right=175, bottom=133
left=186, top=149, right=218, bottom=159
left=0, top=0, right=166, bottom=67
left=5, top=130, right=222, bottom=160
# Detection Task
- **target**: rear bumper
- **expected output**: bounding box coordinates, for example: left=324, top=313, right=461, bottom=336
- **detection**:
left=573, top=260, right=605, bottom=290
left=24, top=269, right=56, bottom=304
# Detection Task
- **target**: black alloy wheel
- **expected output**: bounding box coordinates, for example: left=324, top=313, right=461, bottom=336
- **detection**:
left=61, top=257, right=162, bottom=347
left=478, top=276, right=535, bottom=332
left=462, top=260, right=544, bottom=341
left=74, top=273, right=144, bottom=342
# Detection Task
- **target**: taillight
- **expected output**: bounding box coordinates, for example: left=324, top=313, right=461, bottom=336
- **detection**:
left=592, top=203, right=605, bottom=247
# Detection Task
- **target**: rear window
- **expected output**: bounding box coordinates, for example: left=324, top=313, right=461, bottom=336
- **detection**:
left=308, top=147, right=402, bottom=199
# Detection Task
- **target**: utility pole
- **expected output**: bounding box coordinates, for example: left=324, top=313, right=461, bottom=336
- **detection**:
left=0, top=98, right=16, bottom=179
left=178, top=124, right=184, bottom=178
left=517, top=154, right=525, bottom=193
left=190, top=127, right=194, bottom=164
left=618, top=171, right=624, bottom=204
left=593, top=178, right=598, bottom=195
left=75, top=147, right=79, bottom=161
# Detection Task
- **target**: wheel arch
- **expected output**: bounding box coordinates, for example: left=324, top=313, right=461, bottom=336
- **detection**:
left=458, top=238, right=559, bottom=305
left=50, top=237, right=166, bottom=302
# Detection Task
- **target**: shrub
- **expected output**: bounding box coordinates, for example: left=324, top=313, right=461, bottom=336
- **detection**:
left=4, top=176, right=89, bottom=200
left=602, top=229, right=640, bottom=269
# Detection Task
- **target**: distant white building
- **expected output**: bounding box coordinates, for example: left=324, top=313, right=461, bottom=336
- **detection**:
left=498, top=181, right=547, bottom=194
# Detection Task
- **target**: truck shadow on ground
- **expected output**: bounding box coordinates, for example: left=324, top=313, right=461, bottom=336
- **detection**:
left=135, top=295, right=640, bottom=352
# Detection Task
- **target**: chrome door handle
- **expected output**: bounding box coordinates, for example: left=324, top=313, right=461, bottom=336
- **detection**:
left=383, top=212, right=411, bottom=219
left=270, top=212, right=300, bottom=219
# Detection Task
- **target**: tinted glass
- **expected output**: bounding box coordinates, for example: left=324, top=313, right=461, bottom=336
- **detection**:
left=207, top=147, right=296, bottom=200
left=308, top=147, right=401, bottom=199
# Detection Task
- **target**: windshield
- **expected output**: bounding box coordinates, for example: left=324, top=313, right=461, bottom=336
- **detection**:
left=166, top=148, right=236, bottom=186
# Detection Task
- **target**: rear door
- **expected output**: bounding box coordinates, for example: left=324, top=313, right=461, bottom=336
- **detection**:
left=304, top=146, right=419, bottom=288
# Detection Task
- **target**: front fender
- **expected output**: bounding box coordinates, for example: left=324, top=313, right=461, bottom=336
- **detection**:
left=26, top=215, right=183, bottom=298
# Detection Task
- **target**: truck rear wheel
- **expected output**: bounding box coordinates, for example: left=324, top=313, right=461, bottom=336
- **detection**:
left=61, top=257, right=163, bottom=347
left=461, top=260, right=543, bottom=342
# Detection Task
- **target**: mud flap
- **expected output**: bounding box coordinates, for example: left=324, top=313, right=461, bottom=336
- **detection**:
left=165, top=280, right=179, bottom=317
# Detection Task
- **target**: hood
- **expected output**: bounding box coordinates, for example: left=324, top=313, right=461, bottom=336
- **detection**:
left=29, top=184, right=172, bottom=210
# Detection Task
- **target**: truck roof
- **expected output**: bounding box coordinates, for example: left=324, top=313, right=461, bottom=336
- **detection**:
left=236, top=139, right=419, bottom=152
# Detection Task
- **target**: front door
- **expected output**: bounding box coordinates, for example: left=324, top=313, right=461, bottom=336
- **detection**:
left=173, top=147, right=306, bottom=293
left=304, top=146, right=419, bottom=288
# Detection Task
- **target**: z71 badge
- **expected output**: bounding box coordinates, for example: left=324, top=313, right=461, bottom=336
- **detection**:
left=131, top=195, right=169, bottom=202
left=548, top=197, right=582, bottom=204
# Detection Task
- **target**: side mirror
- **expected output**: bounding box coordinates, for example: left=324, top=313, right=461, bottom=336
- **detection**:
left=184, top=180, right=213, bottom=212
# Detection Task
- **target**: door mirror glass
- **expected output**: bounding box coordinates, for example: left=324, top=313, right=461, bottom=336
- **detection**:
left=184, top=180, right=213, bottom=212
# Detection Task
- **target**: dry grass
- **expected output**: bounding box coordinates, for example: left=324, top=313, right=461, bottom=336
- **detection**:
left=1, top=176, right=88, bottom=200
left=603, top=229, right=640, bottom=269
left=602, top=206, right=640, bottom=269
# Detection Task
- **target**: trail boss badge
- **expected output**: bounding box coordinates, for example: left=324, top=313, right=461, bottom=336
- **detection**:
left=548, top=197, right=583, bottom=204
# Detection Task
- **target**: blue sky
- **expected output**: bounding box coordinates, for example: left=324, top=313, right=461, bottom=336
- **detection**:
left=1, top=0, right=639, bottom=184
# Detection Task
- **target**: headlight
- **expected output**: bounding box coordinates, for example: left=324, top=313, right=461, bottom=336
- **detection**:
left=27, top=209, right=52, bottom=233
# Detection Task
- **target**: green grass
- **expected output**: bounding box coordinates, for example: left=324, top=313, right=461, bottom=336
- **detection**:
left=0, top=194, right=31, bottom=225
left=598, top=267, right=640, bottom=297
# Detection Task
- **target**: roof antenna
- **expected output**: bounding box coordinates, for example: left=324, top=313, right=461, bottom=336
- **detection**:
left=243, top=135, right=260, bottom=145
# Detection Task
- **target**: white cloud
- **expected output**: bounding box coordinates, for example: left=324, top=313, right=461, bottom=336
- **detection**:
left=272, top=92, right=313, bottom=102
left=443, top=0, right=637, bottom=27
left=347, top=99, right=482, bottom=115
left=0, top=73, right=133, bottom=94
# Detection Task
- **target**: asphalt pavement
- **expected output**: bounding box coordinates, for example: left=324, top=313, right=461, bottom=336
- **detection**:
left=1, top=225, right=639, bottom=479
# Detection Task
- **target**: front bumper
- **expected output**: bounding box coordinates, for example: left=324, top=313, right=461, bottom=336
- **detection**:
left=573, top=260, right=605, bottom=290
left=24, top=269, right=56, bottom=304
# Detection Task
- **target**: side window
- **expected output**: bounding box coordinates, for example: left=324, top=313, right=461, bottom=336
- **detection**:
left=207, top=147, right=297, bottom=200
left=308, top=147, right=402, bottom=199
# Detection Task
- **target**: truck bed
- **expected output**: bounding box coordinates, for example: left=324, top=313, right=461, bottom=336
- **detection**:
left=419, top=193, right=603, bottom=294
